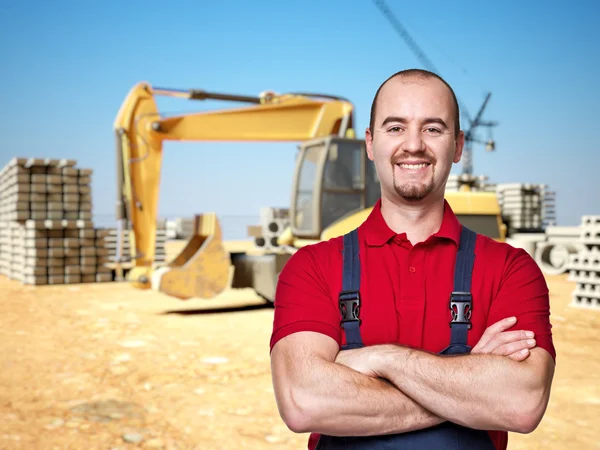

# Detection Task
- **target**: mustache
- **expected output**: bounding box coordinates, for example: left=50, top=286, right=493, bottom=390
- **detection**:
left=391, top=152, right=436, bottom=165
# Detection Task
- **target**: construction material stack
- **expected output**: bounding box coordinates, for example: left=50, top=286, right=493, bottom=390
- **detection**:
left=105, top=226, right=167, bottom=266
left=249, top=207, right=290, bottom=251
left=166, top=217, right=195, bottom=240
left=541, top=188, right=557, bottom=228
left=568, top=216, right=600, bottom=309
left=0, top=157, right=112, bottom=285
left=495, top=183, right=547, bottom=232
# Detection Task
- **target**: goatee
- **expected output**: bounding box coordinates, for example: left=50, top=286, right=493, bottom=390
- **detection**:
left=391, top=151, right=436, bottom=201
left=393, top=180, right=434, bottom=202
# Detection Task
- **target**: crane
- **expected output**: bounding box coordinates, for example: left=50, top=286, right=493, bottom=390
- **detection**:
left=372, top=0, right=498, bottom=176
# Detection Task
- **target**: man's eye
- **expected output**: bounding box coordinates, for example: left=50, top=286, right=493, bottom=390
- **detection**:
left=388, top=126, right=402, bottom=132
left=426, top=127, right=441, bottom=133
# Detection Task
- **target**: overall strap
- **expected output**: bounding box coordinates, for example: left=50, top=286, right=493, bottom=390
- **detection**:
left=449, top=226, right=477, bottom=347
left=339, top=229, right=364, bottom=349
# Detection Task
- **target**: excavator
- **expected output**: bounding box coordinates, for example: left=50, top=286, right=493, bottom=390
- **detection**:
left=113, top=82, right=504, bottom=302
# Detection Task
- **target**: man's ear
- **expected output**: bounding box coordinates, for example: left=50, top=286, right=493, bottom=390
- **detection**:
left=366, top=128, right=374, bottom=161
left=453, top=130, right=465, bottom=163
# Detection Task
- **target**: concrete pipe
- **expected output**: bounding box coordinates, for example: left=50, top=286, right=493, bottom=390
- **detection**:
left=534, top=242, right=579, bottom=275
left=506, top=233, right=546, bottom=257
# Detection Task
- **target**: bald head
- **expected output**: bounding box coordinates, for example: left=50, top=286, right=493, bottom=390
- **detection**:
left=369, top=69, right=460, bottom=137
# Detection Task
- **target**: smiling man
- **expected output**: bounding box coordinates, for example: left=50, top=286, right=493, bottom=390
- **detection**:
left=371, top=70, right=460, bottom=206
left=269, top=69, right=556, bottom=450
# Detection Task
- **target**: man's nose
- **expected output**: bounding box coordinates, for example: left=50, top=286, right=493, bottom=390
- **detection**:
left=402, top=128, right=425, bottom=153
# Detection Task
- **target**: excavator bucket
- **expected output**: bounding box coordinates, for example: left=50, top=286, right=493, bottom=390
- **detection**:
left=151, top=213, right=232, bottom=300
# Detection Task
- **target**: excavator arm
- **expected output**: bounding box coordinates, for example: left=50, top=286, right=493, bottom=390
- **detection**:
left=113, top=82, right=354, bottom=295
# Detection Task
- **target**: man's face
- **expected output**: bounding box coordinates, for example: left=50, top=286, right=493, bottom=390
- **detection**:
left=366, top=76, right=464, bottom=204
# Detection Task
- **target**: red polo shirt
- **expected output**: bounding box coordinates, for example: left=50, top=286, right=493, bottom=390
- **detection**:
left=270, top=199, right=555, bottom=450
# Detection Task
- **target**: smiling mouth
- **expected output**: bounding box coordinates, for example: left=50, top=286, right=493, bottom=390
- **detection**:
left=396, top=162, right=431, bottom=171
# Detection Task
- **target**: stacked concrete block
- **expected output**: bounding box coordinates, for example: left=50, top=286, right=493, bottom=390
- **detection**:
left=104, top=228, right=167, bottom=265
left=495, top=183, right=547, bottom=232
left=541, top=188, right=557, bottom=228
left=0, top=157, right=112, bottom=285
left=0, top=221, right=112, bottom=285
left=252, top=207, right=290, bottom=250
left=165, top=222, right=177, bottom=240
left=0, top=158, right=94, bottom=222
left=166, top=217, right=195, bottom=240
left=569, top=216, right=600, bottom=309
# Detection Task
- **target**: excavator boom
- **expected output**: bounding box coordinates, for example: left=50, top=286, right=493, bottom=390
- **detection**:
left=153, top=99, right=350, bottom=141
left=113, top=82, right=355, bottom=295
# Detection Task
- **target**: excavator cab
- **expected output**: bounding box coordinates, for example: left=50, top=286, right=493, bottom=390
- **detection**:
left=241, top=136, right=380, bottom=303
left=290, top=136, right=380, bottom=240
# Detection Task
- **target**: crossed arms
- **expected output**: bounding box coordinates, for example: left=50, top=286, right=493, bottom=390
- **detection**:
left=270, top=317, right=555, bottom=437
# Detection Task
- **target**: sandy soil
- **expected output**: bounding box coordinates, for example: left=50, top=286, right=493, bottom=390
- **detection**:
left=0, top=261, right=598, bottom=449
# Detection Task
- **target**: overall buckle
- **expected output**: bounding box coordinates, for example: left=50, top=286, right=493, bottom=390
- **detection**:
left=449, top=291, right=472, bottom=329
left=339, top=290, right=361, bottom=328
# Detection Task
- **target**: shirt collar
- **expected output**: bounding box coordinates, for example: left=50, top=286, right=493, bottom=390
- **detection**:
left=361, top=198, right=462, bottom=247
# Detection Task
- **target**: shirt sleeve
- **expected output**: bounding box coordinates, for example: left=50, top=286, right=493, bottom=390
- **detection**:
left=487, top=247, right=556, bottom=361
left=269, top=245, right=342, bottom=353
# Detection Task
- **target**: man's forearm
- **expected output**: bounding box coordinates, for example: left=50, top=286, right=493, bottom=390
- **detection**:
left=280, top=356, right=444, bottom=436
left=373, top=345, right=553, bottom=433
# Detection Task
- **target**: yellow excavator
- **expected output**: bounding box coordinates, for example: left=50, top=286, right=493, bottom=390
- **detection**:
left=113, top=82, right=503, bottom=302
left=113, top=82, right=356, bottom=299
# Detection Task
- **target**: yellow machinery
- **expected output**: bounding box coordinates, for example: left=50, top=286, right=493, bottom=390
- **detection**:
left=113, top=82, right=355, bottom=298
left=113, top=82, right=504, bottom=302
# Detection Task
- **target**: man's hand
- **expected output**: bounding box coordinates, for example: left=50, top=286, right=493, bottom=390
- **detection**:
left=472, top=316, right=537, bottom=361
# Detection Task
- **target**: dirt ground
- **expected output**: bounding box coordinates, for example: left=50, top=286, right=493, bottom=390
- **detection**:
left=0, top=250, right=599, bottom=449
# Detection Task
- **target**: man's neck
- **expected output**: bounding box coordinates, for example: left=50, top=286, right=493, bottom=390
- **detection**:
left=380, top=194, right=445, bottom=245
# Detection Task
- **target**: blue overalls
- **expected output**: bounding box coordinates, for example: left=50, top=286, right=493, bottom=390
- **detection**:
left=315, top=226, right=496, bottom=449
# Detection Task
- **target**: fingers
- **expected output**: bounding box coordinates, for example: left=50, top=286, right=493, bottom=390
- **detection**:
left=492, top=338, right=537, bottom=357
left=472, top=317, right=518, bottom=351
left=477, top=330, right=536, bottom=354
left=507, top=348, right=531, bottom=362
left=494, top=330, right=535, bottom=344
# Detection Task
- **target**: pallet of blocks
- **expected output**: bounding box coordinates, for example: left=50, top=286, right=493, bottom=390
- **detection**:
left=0, top=157, right=112, bottom=285
left=250, top=207, right=290, bottom=250
left=496, top=183, right=547, bottom=231
left=568, top=216, right=600, bottom=309
left=104, top=228, right=167, bottom=266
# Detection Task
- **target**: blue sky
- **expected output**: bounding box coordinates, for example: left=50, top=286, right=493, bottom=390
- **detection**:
left=1, top=0, right=599, bottom=237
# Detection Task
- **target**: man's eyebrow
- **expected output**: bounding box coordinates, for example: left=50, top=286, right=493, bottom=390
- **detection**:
left=380, top=116, right=449, bottom=128
left=381, top=116, right=407, bottom=127
left=423, top=117, right=449, bottom=128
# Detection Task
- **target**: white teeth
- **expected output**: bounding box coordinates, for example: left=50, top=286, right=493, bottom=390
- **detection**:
left=399, top=163, right=428, bottom=170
